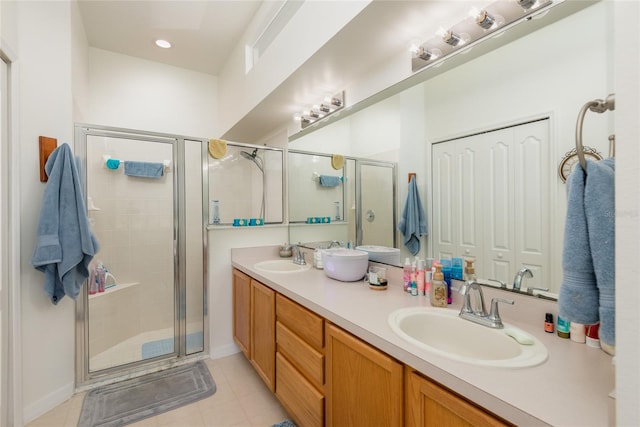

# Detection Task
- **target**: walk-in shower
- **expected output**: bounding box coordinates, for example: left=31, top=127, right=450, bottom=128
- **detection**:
left=240, top=148, right=265, bottom=219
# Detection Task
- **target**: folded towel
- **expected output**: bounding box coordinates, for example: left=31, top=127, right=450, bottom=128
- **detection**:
left=558, top=158, right=615, bottom=346
left=319, top=175, right=341, bottom=187
left=398, top=175, right=428, bottom=255
left=106, top=159, right=120, bottom=170
left=31, top=143, right=100, bottom=304
left=124, top=161, right=164, bottom=178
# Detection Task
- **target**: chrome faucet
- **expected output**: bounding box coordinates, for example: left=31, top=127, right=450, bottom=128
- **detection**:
left=291, top=245, right=306, bottom=266
left=512, top=267, right=533, bottom=292
left=328, top=240, right=343, bottom=249
left=459, top=280, right=514, bottom=329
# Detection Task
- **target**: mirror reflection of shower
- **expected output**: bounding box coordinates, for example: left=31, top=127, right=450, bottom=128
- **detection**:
left=240, top=148, right=265, bottom=219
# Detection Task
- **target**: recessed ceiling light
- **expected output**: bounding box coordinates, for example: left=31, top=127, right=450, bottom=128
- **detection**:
left=155, top=39, right=172, bottom=49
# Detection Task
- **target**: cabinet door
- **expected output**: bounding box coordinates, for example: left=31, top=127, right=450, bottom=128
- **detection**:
left=405, top=369, right=511, bottom=427
left=232, top=269, right=251, bottom=357
left=325, top=324, right=403, bottom=427
left=251, top=279, right=276, bottom=392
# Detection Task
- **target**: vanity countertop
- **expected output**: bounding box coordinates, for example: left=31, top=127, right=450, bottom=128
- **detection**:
left=231, top=246, right=615, bottom=427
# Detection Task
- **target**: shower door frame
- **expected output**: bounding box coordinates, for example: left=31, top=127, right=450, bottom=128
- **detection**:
left=74, top=124, right=209, bottom=388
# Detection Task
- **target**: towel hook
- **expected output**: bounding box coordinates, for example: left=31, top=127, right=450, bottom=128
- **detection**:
left=575, top=93, right=615, bottom=171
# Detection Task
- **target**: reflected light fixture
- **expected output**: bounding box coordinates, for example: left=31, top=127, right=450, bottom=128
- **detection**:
left=155, top=39, right=172, bottom=49
left=294, top=91, right=345, bottom=129
left=411, top=0, right=554, bottom=73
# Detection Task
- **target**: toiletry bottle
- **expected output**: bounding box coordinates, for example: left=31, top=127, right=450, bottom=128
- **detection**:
left=557, top=316, right=570, bottom=338
left=410, top=273, right=418, bottom=296
left=403, top=258, right=411, bottom=292
left=88, top=266, right=97, bottom=295
left=544, top=313, right=555, bottom=333
left=430, top=265, right=447, bottom=307
left=416, top=259, right=425, bottom=295
left=463, top=258, right=476, bottom=281
left=440, top=259, right=452, bottom=304
left=96, top=263, right=106, bottom=293
left=452, top=257, right=464, bottom=280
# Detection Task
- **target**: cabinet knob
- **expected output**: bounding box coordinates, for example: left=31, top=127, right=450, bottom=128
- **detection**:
left=498, top=253, right=503, bottom=259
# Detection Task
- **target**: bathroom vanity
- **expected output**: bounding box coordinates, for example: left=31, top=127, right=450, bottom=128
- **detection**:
left=231, top=246, right=614, bottom=426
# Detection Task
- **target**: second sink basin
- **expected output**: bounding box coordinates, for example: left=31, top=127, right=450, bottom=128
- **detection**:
left=388, top=307, right=548, bottom=368
left=254, top=259, right=311, bottom=273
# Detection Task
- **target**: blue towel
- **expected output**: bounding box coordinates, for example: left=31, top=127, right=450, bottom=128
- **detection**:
left=319, top=175, right=341, bottom=187
left=558, top=158, right=615, bottom=346
left=31, top=143, right=100, bottom=304
left=398, top=176, right=428, bottom=255
left=124, top=161, right=164, bottom=178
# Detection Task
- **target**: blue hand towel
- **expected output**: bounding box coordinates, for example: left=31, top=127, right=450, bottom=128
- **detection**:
left=558, top=158, right=615, bottom=346
left=31, top=143, right=100, bottom=304
left=398, top=176, right=428, bottom=255
left=319, top=175, right=341, bottom=187
left=124, top=161, right=164, bottom=178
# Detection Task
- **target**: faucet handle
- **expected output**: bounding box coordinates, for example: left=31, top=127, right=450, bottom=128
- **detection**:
left=488, top=297, right=514, bottom=327
left=487, top=278, right=507, bottom=289
left=526, top=286, right=550, bottom=295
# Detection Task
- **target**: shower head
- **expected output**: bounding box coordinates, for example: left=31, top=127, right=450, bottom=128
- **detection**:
left=240, top=149, right=264, bottom=172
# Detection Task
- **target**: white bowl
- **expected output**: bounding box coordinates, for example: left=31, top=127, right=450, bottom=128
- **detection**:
left=321, top=248, right=369, bottom=282
left=355, top=245, right=400, bottom=265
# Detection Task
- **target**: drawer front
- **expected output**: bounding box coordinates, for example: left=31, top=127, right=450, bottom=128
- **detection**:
left=276, top=352, right=324, bottom=427
left=276, top=321, right=324, bottom=390
left=276, top=294, right=324, bottom=351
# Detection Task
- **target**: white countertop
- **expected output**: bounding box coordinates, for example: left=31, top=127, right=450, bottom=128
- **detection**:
left=231, top=246, right=615, bottom=426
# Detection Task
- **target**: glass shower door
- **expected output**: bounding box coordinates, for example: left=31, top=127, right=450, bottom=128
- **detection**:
left=84, top=133, right=178, bottom=373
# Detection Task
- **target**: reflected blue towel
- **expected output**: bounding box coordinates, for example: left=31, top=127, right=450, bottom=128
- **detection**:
left=398, top=176, right=428, bottom=256
left=31, top=143, right=100, bottom=304
left=319, top=175, right=341, bottom=187
left=124, top=161, right=164, bottom=178
left=558, top=158, right=615, bottom=346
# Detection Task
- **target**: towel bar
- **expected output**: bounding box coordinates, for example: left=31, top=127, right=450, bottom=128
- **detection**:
left=575, top=93, right=615, bottom=171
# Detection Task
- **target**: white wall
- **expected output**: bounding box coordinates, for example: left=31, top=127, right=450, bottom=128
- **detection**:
left=88, top=48, right=218, bottom=138
left=614, top=1, right=640, bottom=424
left=217, top=1, right=369, bottom=137
left=13, top=1, right=77, bottom=422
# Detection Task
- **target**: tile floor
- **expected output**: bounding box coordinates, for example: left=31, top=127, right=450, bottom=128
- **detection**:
left=26, top=353, right=291, bottom=427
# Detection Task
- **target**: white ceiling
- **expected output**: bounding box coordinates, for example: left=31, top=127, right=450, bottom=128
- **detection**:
left=78, top=0, right=264, bottom=75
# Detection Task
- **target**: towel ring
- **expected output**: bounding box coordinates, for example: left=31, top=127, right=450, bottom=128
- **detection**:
left=575, top=94, right=615, bottom=171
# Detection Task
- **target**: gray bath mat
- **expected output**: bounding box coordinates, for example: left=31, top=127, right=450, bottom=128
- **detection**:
left=77, top=361, right=215, bottom=427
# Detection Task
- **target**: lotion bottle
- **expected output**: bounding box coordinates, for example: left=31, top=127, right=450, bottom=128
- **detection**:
left=416, top=259, right=426, bottom=295
left=430, top=265, right=447, bottom=307
left=403, top=258, right=411, bottom=292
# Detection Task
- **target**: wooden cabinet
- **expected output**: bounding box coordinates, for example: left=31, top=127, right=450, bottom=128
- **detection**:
left=325, top=323, right=403, bottom=427
left=232, top=269, right=251, bottom=357
left=232, top=269, right=275, bottom=391
left=275, top=294, right=325, bottom=427
left=405, top=368, right=512, bottom=427
left=251, top=278, right=276, bottom=391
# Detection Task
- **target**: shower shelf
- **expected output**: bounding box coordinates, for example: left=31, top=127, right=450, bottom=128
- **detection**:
left=88, top=282, right=139, bottom=299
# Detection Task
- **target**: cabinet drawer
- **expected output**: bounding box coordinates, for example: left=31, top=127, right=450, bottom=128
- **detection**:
left=276, top=321, right=324, bottom=390
left=276, top=352, right=324, bottom=427
left=276, top=294, right=324, bottom=351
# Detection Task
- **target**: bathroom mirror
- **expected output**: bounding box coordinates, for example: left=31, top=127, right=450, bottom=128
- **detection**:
left=287, top=1, right=614, bottom=296
left=288, top=149, right=397, bottom=254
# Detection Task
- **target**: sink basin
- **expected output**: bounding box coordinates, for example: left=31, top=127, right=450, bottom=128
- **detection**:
left=321, top=248, right=369, bottom=282
left=355, top=245, right=400, bottom=265
left=253, top=259, right=311, bottom=273
left=388, top=307, right=548, bottom=368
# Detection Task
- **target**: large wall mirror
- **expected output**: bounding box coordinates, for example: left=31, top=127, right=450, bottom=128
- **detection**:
left=288, top=0, right=614, bottom=296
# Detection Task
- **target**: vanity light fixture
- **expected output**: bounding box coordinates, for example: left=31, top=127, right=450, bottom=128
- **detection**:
left=155, top=39, right=172, bottom=49
left=517, top=0, right=539, bottom=10
left=411, top=0, right=555, bottom=73
left=295, top=91, right=345, bottom=129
